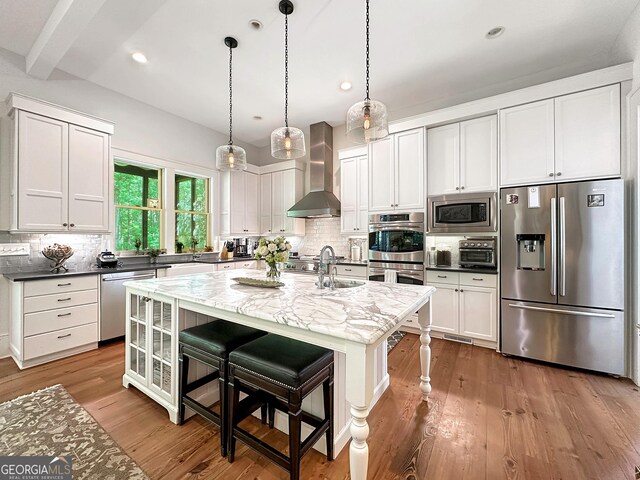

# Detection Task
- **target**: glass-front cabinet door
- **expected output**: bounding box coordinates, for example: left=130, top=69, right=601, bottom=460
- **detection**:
left=150, top=297, right=174, bottom=401
left=127, top=293, right=148, bottom=380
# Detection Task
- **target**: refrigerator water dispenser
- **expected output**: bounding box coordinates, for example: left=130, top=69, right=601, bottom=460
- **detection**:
left=516, top=234, right=545, bottom=270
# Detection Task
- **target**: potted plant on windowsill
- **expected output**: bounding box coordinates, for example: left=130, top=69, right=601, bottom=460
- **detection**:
left=146, top=248, right=164, bottom=264
left=176, top=241, right=184, bottom=254
left=134, top=238, right=142, bottom=255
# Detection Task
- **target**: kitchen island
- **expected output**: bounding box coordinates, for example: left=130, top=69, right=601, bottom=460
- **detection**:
left=122, top=269, right=435, bottom=480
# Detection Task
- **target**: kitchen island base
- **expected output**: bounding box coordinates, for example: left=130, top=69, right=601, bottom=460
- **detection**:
left=122, top=271, right=434, bottom=480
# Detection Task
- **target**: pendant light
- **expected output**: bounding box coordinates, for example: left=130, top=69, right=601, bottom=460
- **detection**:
left=346, top=0, right=389, bottom=144
left=216, top=37, right=247, bottom=171
left=271, top=0, right=306, bottom=160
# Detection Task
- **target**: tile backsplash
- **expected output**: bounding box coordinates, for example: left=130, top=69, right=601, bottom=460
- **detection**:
left=0, top=233, right=108, bottom=273
left=296, top=218, right=366, bottom=259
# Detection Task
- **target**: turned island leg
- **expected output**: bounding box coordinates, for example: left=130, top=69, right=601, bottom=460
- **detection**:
left=345, top=342, right=375, bottom=480
left=418, top=301, right=433, bottom=400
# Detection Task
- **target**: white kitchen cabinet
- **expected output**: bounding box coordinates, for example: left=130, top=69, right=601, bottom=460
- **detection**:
left=554, top=84, right=620, bottom=181
left=428, top=283, right=459, bottom=334
left=260, top=174, right=272, bottom=234
left=340, top=154, right=368, bottom=234
left=499, top=99, right=555, bottom=186
left=260, top=169, right=305, bottom=236
left=368, top=127, right=425, bottom=212
left=234, top=260, right=257, bottom=269
left=2, top=105, right=112, bottom=233
left=9, top=275, right=99, bottom=369
left=165, top=263, right=214, bottom=276
left=428, top=116, right=497, bottom=196
left=426, top=271, right=497, bottom=344
left=124, top=291, right=176, bottom=406
left=500, top=84, right=621, bottom=186
left=68, top=124, right=110, bottom=231
left=221, top=171, right=260, bottom=236
left=459, top=285, right=496, bottom=342
left=459, top=116, right=498, bottom=193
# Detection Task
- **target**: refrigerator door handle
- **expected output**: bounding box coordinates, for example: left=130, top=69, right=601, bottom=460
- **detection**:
left=559, top=197, right=566, bottom=297
left=507, top=303, right=616, bottom=319
left=550, top=197, right=557, bottom=296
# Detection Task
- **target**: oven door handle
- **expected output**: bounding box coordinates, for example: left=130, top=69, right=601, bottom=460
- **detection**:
left=370, top=268, right=423, bottom=279
left=369, top=224, right=424, bottom=233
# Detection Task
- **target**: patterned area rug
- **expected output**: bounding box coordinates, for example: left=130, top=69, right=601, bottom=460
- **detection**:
left=387, top=331, right=407, bottom=353
left=0, top=384, right=148, bottom=480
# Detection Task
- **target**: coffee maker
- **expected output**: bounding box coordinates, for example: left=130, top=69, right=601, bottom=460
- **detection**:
left=233, top=238, right=250, bottom=257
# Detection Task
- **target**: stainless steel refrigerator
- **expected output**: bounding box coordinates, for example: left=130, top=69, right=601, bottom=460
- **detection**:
left=500, top=179, right=625, bottom=375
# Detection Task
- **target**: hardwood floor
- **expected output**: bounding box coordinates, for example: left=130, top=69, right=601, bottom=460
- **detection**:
left=1, top=335, right=639, bottom=479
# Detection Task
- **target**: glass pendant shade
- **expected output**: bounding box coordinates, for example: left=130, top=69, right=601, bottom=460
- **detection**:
left=271, top=126, right=306, bottom=159
left=216, top=144, right=247, bottom=171
left=346, top=99, right=389, bottom=144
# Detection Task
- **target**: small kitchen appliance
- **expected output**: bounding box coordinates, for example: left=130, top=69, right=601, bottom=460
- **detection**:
left=96, top=251, right=118, bottom=268
left=459, top=237, right=497, bottom=268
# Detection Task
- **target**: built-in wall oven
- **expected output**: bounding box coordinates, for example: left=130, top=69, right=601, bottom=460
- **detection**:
left=368, top=212, right=425, bottom=284
left=427, top=192, right=497, bottom=233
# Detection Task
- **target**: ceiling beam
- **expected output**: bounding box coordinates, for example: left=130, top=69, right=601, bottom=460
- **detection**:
left=25, top=0, right=106, bottom=79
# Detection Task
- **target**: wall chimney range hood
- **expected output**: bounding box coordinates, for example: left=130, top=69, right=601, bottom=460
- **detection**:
left=287, top=122, right=341, bottom=218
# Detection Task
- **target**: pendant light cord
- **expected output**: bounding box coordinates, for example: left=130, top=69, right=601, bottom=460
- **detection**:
left=228, top=44, right=233, bottom=145
left=284, top=12, right=289, bottom=128
left=365, top=0, right=370, bottom=102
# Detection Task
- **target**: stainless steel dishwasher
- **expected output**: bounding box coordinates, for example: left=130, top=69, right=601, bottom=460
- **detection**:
left=100, top=270, right=156, bottom=341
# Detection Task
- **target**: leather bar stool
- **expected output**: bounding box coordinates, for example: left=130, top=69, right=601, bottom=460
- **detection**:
left=178, top=320, right=267, bottom=457
left=227, top=334, right=334, bottom=480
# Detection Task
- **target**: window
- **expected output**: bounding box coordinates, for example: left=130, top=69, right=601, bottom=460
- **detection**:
left=114, top=162, right=162, bottom=251
left=175, top=174, right=209, bottom=251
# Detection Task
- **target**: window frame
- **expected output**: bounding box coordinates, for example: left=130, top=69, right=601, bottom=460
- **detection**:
left=114, top=161, right=164, bottom=253
left=174, top=172, right=211, bottom=252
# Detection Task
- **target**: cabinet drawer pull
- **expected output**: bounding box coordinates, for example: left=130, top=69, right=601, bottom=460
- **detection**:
left=437, top=275, right=447, bottom=278
left=57, top=312, right=72, bottom=317
left=57, top=333, right=71, bottom=339
left=472, top=278, right=484, bottom=281
left=344, top=268, right=352, bottom=272
left=57, top=283, right=71, bottom=287
left=57, top=297, right=72, bottom=302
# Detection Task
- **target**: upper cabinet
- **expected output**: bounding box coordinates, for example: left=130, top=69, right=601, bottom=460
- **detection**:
left=427, top=115, right=497, bottom=196
left=1, top=94, right=113, bottom=233
left=500, top=84, right=620, bottom=186
left=220, top=170, right=260, bottom=236
left=368, top=127, right=425, bottom=212
left=340, top=150, right=368, bottom=234
left=260, top=168, right=305, bottom=236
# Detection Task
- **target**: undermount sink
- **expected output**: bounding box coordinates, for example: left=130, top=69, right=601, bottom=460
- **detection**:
left=315, top=279, right=365, bottom=289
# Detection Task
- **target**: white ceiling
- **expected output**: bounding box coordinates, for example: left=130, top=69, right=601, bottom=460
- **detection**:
left=0, top=0, right=639, bottom=147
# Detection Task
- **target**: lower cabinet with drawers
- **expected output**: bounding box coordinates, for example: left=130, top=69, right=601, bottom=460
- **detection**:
left=9, top=275, right=99, bottom=369
left=426, top=270, right=497, bottom=348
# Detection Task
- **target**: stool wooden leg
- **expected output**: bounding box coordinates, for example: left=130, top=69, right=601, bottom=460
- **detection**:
left=268, top=404, right=275, bottom=429
left=323, top=375, right=334, bottom=461
left=228, top=373, right=240, bottom=463
left=219, top=360, right=228, bottom=458
left=178, top=350, right=189, bottom=425
left=288, top=407, right=302, bottom=480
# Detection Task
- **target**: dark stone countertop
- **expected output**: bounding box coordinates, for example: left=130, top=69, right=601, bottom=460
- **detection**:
left=3, top=264, right=171, bottom=282
left=425, top=266, right=498, bottom=275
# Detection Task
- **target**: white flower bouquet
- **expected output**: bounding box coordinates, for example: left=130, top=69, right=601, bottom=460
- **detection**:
left=254, top=236, right=292, bottom=280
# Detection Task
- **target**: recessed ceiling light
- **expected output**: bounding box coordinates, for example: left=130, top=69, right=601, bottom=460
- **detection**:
left=253, top=115, right=263, bottom=120
left=131, top=51, right=148, bottom=64
left=486, top=26, right=505, bottom=39
left=249, top=19, right=263, bottom=30
left=340, top=81, right=352, bottom=91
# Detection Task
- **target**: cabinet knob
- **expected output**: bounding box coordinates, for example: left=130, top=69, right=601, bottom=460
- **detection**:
left=455, top=187, right=459, bottom=190
left=460, top=289, right=464, bottom=293
left=395, top=204, right=399, bottom=207
left=70, top=223, right=75, bottom=227
left=460, top=186, right=465, bottom=190
left=556, top=172, right=562, bottom=177
left=390, top=204, right=394, bottom=207
left=455, top=289, right=459, bottom=292
left=62, top=223, right=68, bottom=227
left=549, top=173, right=554, bottom=177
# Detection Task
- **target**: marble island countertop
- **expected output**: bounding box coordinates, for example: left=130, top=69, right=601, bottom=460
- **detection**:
left=124, top=269, right=435, bottom=345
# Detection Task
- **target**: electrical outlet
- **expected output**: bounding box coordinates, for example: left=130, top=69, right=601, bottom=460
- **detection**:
left=0, top=243, right=30, bottom=256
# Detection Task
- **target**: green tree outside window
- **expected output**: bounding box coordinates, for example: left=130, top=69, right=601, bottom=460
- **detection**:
left=175, top=174, right=209, bottom=251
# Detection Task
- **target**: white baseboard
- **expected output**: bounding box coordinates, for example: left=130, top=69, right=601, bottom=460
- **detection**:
left=0, top=333, right=9, bottom=359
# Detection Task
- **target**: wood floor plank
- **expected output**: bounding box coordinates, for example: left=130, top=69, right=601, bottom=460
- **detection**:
left=2, top=335, right=639, bottom=480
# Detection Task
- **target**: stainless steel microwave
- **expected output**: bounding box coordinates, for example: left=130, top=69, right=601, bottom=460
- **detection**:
left=427, top=192, right=497, bottom=233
